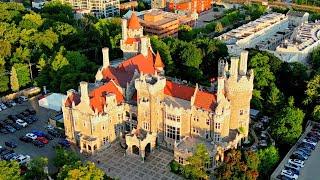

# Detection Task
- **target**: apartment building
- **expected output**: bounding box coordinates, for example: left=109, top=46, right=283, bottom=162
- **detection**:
left=167, top=0, right=212, bottom=15
left=63, top=0, right=120, bottom=18
left=123, top=9, right=195, bottom=38
left=63, top=13, right=254, bottom=168
left=275, top=21, right=320, bottom=64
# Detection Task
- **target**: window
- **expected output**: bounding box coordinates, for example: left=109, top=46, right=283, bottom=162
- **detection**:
left=215, top=122, right=221, bottom=130
left=103, top=137, right=108, bottom=144
left=240, top=110, right=244, bottom=115
left=166, top=125, right=180, bottom=141
left=214, top=133, right=221, bottom=142
left=193, top=116, right=199, bottom=122
left=206, top=119, right=210, bottom=125
left=143, top=122, right=150, bottom=131
left=178, top=157, right=184, bottom=164
left=118, top=114, right=122, bottom=121
left=166, top=113, right=180, bottom=122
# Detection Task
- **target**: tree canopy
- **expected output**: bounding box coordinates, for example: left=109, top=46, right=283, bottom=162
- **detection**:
left=0, top=160, right=21, bottom=180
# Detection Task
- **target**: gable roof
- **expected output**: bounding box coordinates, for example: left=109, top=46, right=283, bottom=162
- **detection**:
left=164, top=81, right=195, bottom=101
left=128, top=12, right=141, bottom=29
left=154, top=51, right=165, bottom=68
left=89, top=81, right=124, bottom=113
left=65, top=92, right=81, bottom=107
left=194, top=90, right=216, bottom=111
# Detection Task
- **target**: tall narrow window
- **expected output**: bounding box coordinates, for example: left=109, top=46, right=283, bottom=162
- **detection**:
left=215, top=123, right=221, bottom=130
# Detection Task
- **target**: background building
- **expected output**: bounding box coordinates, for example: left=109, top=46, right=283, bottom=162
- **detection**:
left=167, top=0, right=212, bottom=15
left=62, top=0, right=120, bottom=18
left=123, top=9, right=195, bottom=38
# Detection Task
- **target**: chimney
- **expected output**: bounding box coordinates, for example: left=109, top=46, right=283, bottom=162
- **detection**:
left=239, top=51, right=248, bottom=76
left=217, top=77, right=224, bottom=102
left=218, top=59, right=225, bottom=77
left=102, top=47, right=109, bottom=69
left=122, top=19, right=128, bottom=40
left=80, top=81, right=89, bottom=104
left=140, top=37, right=148, bottom=57
left=230, top=57, right=239, bottom=77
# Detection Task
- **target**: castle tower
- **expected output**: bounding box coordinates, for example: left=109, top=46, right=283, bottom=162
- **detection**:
left=224, top=51, right=254, bottom=137
left=135, top=73, right=166, bottom=134
left=120, top=12, right=151, bottom=59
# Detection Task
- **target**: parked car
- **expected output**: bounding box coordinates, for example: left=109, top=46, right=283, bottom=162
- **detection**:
left=16, top=114, right=26, bottom=120
left=297, top=147, right=311, bottom=155
left=48, top=129, right=60, bottom=137
left=8, top=115, right=18, bottom=121
left=8, top=100, right=16, bottom=106
left=0, top=146, right=6, bottom=154
left=284, top=166, right=300, bottom=176
left=23, top=118, right=33, bottom=124
left=19, top=136, right=33, bottom=143
left=3, top=153, right=17, bottom=160
left=5, top=141, right=17, bottom=148
left=302, top=138, right=317, bottom=146
left=16, top=120, right=28, bottom=127
left=290, top=154, right=306, bottom=161
left=0, top=128, right=9, bottom=134
left=36, top=137, right=48, bottom=144
left=26, top=133, right=37, bottom=140
left=288, top=159, right=304, bottom=168
left=298, top=142, right=315, bottom=150
left=32, top=140, right=44, bottom=148
left=44, top=134, right=54, bottom=140
left=14, top=98, right=23, bottom=104
left=15, top=155, right=31, bottom=165
left=58, top=139, right=70, bottom=148
left=32, top=130, right=46, bottom=137
left=292, top=151, right=308, bottom=160
left=19, top=96, right=28, bottom=102
left=11, top=123, right=22, bottom=130
left=26, top=109, right=36, bottom=115
left=0, top=103, right=7, bottom=110
left=280, top=169, right=298, bottom=180
left=5, top=125, right=16, bottom=133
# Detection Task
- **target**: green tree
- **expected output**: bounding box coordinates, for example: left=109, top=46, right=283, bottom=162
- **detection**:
left=266, top=85, right=283, bottom=113
left=179, top=43, right=202, bottom=68
left=304, top=75, right=320, bottom=105
left=57, top=161, right=105, bottom=180
left=311, top=45, right=320, bottom=71
left=13, top=63, right=31, bottom=87
left=185, top=143, right=210, bottom=179
left=0, top=40, right=11, bottom=58
left=257, top=146, right=280, bottom=178
left=11, top=47, right=31, bottom=64
left=24, top=157, right=48, bottom=180
left=0, top=160, right=21, bottom=180
left=10, top=66, right=19, bottom=92
left=313, top=105, right=320, bottom=122
left=51, top=47, right=69, bottom=71
left=19, top=12, right=43, bottom=30
left=0, top=66, right=9, bottom=93
left=271, top=97, right=305, bottom=146
left=53, top=147, right=80, bottom=169
left=215, top=21, right=223, bottom=33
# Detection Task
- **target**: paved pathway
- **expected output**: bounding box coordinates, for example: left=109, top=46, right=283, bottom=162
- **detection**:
left=90, top=143, right=184, bottom=180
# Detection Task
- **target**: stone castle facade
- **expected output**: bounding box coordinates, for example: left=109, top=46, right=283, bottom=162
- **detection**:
left=62, top=13, right=254, bottom=169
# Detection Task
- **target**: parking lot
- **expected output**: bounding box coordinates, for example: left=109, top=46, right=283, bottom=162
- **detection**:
left=0, top=96, right=61, bottom=174
left=271, top=121, right=320, bottom=180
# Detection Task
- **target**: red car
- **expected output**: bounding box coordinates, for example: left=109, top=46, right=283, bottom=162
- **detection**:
left=36, top=137, right=48, bottom=144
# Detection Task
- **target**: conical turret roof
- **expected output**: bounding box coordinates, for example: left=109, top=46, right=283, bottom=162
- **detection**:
left=128, top=12, right=141, bottom=29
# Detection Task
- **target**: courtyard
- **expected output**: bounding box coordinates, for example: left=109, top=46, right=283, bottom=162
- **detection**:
left=89, top=143, right=184, bottom=180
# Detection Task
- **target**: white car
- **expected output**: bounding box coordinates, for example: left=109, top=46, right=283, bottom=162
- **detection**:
left=9, top=101, right=16, bottom=106
left=0, top=103, right=7, bottom=110
left=289, top=159, right=305, bottom=168
left=15, top=155, right=31, bottom=165
left=285, top=163, right=300, bottom=171
left=281, top=169, right=298, bottom=180
left=20, top=96, right=28, bottom=101
left=16, top=119, right=28, bottom=127
left=302, top=138, right=317, bottom=146
left=26, top=133, right=37, bottom=140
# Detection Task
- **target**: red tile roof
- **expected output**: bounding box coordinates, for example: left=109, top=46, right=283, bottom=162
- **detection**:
left=154, top=51, right=165, bottom=68
left=102, top=48, right=156, bottom=87
left=125, top=38, right=140, bottom=45
left=89, top=81, right=124, bottom=113
left=194, top=90, right=216, bottom=111
left=164, top=81, right=195, bottom=101
left=65, top=92, right=80, bottom=107
left=128, top=12, right=141, bottom=29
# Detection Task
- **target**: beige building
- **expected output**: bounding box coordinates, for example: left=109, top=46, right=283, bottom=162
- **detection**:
left=62, top=13, right=254, bottom=168
left=123, top=10, right=195, bottom=38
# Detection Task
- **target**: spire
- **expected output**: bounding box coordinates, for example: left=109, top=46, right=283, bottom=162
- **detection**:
left=154, top=51, right=165, bottom=68
left=128, top=12, right=141, bottom=29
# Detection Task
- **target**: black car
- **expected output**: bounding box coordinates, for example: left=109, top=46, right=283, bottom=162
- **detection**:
left=26, top=109, right=36, bottom=115
left=21, top=111, right=30, bottom=117
left=4, top=125, right=16, bottom=133
left=48, top=129, right=60, bottom=137
left=8, top=115, right=18, bottom=121
left=11, top=123, right=22, bottom=130
left=0, top=146, right=6, bottom=154
left=32, top=140, right=45, bottom=148
left=0, top=149, right=13, bottom=156
left=44, top=134, right=54, bottom=140
left=0, top=128, right=9, bottom=134
left=5, top=141, right=17, bottom=148
left=298, top=142, right=315, bottom=150
left=14, top=98, right=22, bottom=104
left=23, top=118, right=33, bottom=124
left=19, top=136, right=33, bottom=143
left=4, top=102, right=12, bottom=107
left=4, top=119, right=14, bottom=124
left=2, top=153, right=17, bottom=160
left=30, top=116, right=38, bottom=122
left=0, top=121, right=6, bottom=127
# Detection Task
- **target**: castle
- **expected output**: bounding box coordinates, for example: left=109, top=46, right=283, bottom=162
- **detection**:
left=62, top=12, right=254, bottom=169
